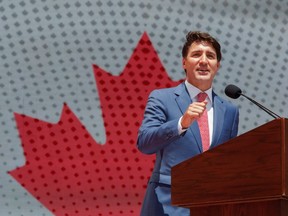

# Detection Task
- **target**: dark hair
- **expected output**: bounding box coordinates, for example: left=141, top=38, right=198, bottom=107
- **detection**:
left=182, top=31, right=222, bottom=61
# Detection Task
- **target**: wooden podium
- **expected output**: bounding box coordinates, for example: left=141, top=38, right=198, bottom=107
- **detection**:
left=171, top=118, right=288, bottom=216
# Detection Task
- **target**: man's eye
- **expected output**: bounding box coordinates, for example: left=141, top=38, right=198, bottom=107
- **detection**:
left=207, top=54, right=216, bottom=59
left=191, top=53, right=200, bottom=57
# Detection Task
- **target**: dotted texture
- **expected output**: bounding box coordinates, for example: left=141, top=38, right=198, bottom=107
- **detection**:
left=9, top=34, right=181, bottom=215
left=0, top=0, right=287, bottom=215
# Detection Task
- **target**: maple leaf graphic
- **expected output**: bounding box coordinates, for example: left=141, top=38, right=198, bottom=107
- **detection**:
left=9, top=32, right=182, bottom=216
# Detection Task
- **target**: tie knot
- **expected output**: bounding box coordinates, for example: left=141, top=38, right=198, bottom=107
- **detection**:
left=197, top=92, right=207, bottom=102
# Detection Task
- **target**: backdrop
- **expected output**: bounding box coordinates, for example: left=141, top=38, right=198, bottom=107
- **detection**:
left=0, top=0, right=287, bottom=215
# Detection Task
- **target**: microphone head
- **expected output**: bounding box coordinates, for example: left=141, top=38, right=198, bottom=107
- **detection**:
left=225, top=84, right=242, bottom=99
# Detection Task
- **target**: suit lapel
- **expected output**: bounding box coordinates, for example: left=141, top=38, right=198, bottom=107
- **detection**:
left=174, top=83, right=202, bottom=152
left=174, top=83, right=191, bottom=115
left=211, top=93, right=226, bottom=148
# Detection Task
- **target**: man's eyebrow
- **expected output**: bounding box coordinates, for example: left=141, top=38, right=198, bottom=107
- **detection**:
left=190, top=50, right=216, bottom=54
left=190, top=49, right=202, bottom=53
left=206, top=51, right=216, bottom=55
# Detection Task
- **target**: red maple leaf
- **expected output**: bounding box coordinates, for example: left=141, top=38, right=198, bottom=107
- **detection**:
left=9, top=32, right=182, bottom=216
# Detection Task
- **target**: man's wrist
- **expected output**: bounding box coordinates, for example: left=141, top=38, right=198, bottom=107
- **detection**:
left=178, top=116, right=188, bottom=134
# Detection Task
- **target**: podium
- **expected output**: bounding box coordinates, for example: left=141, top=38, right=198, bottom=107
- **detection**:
left=171, top=118, right=288, bottom=216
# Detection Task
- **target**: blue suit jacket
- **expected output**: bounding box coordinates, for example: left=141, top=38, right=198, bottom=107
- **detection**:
left=137, top=82, right=239, bottom=215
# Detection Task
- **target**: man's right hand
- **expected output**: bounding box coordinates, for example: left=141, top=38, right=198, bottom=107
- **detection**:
left=180, top=101, right=208, bottom=129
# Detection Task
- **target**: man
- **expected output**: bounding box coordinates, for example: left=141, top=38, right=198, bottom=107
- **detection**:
left=137, top=31, right=239, bottom=216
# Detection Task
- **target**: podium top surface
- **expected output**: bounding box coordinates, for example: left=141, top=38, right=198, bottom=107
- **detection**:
left=172, top=118, right=288, bottom=207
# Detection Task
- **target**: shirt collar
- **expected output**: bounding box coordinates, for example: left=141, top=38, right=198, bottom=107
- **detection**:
left=184, top=80, right=213, bottom=103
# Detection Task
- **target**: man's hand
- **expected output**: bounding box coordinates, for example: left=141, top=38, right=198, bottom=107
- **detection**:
left=180, top=101, right=208, bottom=129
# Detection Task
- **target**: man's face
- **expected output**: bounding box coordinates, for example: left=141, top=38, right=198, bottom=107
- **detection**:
left=182, top=41, right=220, bottom=90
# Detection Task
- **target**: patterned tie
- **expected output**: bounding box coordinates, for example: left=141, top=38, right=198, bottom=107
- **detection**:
left=197, top=92, right=210, bottom=152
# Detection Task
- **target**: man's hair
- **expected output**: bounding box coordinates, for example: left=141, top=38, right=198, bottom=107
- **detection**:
left=181, top=31, right=222, bottom=61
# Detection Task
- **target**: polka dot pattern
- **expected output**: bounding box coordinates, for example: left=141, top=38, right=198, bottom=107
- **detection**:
left=9, top=33, right=181, bottom=215
left=0, top=0, right=287, bottom=215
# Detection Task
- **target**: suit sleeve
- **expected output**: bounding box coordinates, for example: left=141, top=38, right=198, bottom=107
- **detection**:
left=137, top=90, right=181, bottom=155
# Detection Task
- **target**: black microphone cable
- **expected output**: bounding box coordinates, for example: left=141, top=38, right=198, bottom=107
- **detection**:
left=225, top=84, right=281, bottom=119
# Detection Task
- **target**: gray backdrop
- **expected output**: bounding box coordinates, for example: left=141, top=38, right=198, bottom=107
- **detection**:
left=0, top=0, right=287, bottom=215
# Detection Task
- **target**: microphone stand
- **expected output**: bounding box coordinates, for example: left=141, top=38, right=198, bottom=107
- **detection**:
left=240, top=93, right=281, bottom=119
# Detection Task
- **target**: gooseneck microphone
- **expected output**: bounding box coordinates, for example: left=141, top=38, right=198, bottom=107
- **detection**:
left=225, top=84, right=281, bottom=119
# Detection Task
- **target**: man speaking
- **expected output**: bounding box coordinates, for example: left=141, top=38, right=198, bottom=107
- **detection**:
left=137, top=31, right=239, bottom=216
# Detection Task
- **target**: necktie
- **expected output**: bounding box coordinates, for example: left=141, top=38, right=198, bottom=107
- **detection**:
left=197, top=92, right=210, bottom=152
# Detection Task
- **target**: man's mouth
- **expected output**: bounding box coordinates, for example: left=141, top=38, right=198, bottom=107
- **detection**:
left=197, top=69, right=209, bottom=74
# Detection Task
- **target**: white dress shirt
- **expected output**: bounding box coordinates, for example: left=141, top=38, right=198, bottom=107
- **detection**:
left=178, top=80, right=214, bottom=145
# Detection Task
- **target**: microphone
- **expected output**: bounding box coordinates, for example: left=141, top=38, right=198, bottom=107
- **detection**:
left=225, top=84, right=281, bottom=119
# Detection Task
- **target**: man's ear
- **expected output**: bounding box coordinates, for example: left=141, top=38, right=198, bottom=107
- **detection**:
left=182, top=58, right=186, bottom=69
left=217, top=61, right=220, bottom=70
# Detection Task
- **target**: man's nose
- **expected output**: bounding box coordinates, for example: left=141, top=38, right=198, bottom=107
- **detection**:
left=199, top=55, right=208, bottom=64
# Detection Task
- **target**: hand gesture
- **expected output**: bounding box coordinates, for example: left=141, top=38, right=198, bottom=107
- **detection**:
left=180, top=101, right=208, bottom=129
